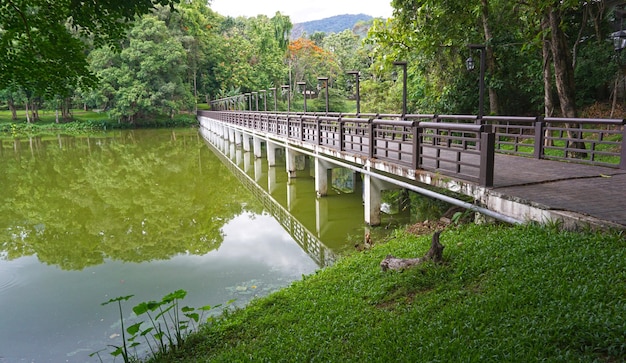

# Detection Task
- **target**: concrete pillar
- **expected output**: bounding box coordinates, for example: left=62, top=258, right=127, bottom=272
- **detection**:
left=253, top=136, right=263, bottom=159
left=267, top=140, right=277, bottom=167
left=286, top=148, right=304, bottom=179
left=315, top=158, right=334, bottom=197
left=363, top=174, right=396, bottom=226
left=234, top=131, right=242, bottom=146
left=242, top=134, right=251, bottom=152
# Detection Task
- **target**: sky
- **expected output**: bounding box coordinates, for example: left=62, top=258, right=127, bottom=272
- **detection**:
left=209, top=0, right=394, bottom=24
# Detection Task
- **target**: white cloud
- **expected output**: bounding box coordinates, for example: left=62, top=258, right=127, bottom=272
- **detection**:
left=209, top=0, right=393, bottom=23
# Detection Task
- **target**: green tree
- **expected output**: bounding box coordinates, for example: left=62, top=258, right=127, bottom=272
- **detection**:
left=89, top=12, right=194, bottom=122
left=211, top=13, right=291, bottom=97
left=0, top=0, right=180, bottom=104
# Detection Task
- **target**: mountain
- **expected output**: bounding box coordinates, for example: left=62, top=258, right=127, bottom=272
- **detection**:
left=291, top=14, right=374, bottom=39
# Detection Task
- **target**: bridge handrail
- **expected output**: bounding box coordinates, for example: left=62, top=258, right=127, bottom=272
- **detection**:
left=198, top=110, right=498, bottom=187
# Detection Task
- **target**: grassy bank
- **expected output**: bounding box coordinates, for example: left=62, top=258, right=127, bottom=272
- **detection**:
left=0, top=110, right=198, bottom=136
left=151, top=223, right=626, bottom=362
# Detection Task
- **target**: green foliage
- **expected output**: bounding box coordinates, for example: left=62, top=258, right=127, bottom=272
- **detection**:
left=89, top=12, right=195, bottom=122
left=214, top=14, right=291, bottom=95
left=0, top=0, right=180, bottom=98
left=96, top=290, right=234, bottom=362
left=148, top=224, right=626, bottom=362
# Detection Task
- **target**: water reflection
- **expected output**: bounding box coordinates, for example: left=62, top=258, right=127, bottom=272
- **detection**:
left=0, top=128, right=362, bottom=362
left=200, top=127, right=369, bottom=262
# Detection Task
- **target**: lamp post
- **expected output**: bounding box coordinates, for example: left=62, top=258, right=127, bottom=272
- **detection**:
left=269, top=87, right=277, bottom=111
left=466, top=44, right=486, bottom=121
left=393, top=61, right=407, bottom=117
left=317, top=77, right=329, bottom=115
left=281, top=85, right=291, bottom=112
left=245, top=93, right=251, bottom=111
left=251, top=91, right=258, bottom=111
left=346, top=70, right=360, bottom=114
left=297, top=81, right=307, bottom=112
left=260, top=90, right=267, bottom=111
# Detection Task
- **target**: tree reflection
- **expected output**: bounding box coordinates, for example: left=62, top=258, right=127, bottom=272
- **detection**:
left=0, top=129, right=261, bottom=270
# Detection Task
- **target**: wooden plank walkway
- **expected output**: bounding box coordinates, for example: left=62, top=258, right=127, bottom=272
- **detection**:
left=490, top=154, right=626, bottom=228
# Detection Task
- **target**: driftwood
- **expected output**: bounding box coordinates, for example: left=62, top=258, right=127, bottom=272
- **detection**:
left=380, top=231, right=445, bottom=272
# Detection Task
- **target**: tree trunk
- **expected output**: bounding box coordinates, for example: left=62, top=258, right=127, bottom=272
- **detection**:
left=7, top=97, right=17, bottom=120
left=542, top=14, right=555, bottom=147
left=480, top=0, right=500, bottom=115
left=548, top=7, right=586, bottom=158
left=61, top=97, right=72, bottom=121
left=549, top=8, right=576, bottom=118
left=380, top=231, right=445, bottom=271
left=30, top=98, right=40, bottom=122
left=25, top=98, right=31, bottom=124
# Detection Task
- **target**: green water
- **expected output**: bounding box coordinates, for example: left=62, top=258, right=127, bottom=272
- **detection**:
left=0, top=128, right=367, bottom=362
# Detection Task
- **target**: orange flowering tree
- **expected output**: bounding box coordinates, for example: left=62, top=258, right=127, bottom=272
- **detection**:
left=288, top=38, right=341, bottom=90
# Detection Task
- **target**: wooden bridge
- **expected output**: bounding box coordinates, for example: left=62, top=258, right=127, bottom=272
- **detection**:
left=197, top=110, right=626, bottom=230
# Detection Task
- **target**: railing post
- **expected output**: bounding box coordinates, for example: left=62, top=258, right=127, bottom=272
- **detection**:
left=619, top=121, right=626, bottom=169
left=368, top=119, right=375, bottom=159
left=534, top=116, right=545, bottom=160
left=316, top=117, right=321, bottom=146
left=339, top=118, right=345, bottom=151
left=479, top=125, right=495, bottom=187
left=412, top=121, right=420, bottom=170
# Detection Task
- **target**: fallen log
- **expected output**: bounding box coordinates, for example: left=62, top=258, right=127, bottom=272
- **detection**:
left=380, top=231, right=445, bottom=272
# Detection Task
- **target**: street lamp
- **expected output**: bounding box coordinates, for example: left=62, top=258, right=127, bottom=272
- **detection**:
left=297, top=81, right=307, bottom=112
left=346, top=70, right=360, bottom=114
left=260, top=90, right=267, bottom=111
left=392, top=61, right=407, bottom=117
left=317, top=77, right=329, bottom=115
left=245, top=93, right=251, bottom=111
left=466, top=44, right=486, bottom=121
left=269, top=87, right=277, bottom=111
left=251, top=91, right=258, bottom=111
left=281, top=85, right=291, bottom=112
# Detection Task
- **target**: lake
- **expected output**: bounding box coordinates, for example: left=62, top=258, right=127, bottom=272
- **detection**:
left=0, top=128, right=368, bottom=362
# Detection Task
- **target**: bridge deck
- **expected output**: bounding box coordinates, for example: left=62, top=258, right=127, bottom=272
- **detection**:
left=490, top=154, right=626, bottom=228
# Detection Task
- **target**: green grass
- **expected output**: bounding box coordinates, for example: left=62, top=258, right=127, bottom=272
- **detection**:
left=497, top=132, right=622, bottom=165
left=149, top=224, right=626, bottom=362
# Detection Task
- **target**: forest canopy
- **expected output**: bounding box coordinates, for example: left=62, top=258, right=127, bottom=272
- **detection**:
left=1, top=0, right=625, bottom=122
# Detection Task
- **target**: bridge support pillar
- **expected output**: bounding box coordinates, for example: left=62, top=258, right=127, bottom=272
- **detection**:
left=266, top=140, right=278, bottom=166
left=364, top=173, right=397, bottom=226
left=242, top=134, right=251, bottom=152
left=234, top=130, right=243, bottom=146
left=314, top=158, right=334, bottom=197
left=286, top=148, right=305, bottom=179
left=253, top=136, right=263, bottom=158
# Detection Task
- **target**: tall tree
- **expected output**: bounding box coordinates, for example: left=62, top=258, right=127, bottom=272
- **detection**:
left=89, top=12, right=194, bottom=122
left=0, top=0, right=180, bottom=101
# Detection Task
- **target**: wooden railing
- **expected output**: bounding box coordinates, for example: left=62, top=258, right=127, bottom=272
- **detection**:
left=433, top=115, right=626, bottom=169
left=198, top=111, right=496, bottom=187
left=198, top=110, right=626, bottom=186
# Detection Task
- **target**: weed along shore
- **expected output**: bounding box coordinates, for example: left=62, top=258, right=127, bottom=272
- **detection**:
left=147, top=223, right=626, bottom=362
